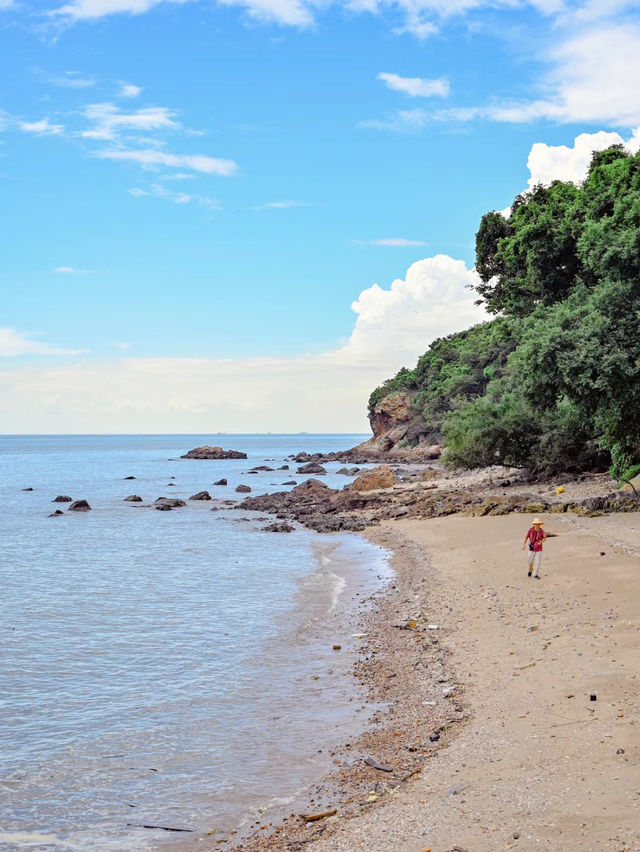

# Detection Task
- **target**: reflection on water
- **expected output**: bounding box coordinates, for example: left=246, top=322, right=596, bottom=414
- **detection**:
left=0, top=435, right=391, bottom=850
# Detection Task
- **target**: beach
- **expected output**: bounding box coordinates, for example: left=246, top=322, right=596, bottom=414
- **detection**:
left=234, top=511, right=640, bottom=851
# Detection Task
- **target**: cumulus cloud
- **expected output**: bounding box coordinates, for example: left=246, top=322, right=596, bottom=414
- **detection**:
left=95, top=147, right=238, bottom=175
left=0, top=255, right=488, bottom=431
left=0, top=327, right=86, bottom=357
left=378, top=72, right=450, bottom=98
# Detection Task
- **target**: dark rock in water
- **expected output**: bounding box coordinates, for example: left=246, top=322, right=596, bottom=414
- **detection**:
left=236, top=484, right=252, bottom=493
left=167, top=483, right=176, bottom=487
left=53, top=495, right=72, bottom=503
left=181, top=446, right=247, bottom=460
left=189, top=491, right=212, bottom=501
left=48, top=509, right=64, bottom=517
left=278, top=465, right=289, bottom=470
left=22, top=487, right=34, bottom=491
left=155, top=502, right=173, bottom=511
left=214, top=478, right=228, bottom=486
left=297, top=462, right=327, bottom=475
left=282, top=480, right=297, bottom=485
left=247, top=471, right=258, bottom=474
left=263, top=522, right=294, bottom=533
left=249, top=465, right=275, bottom=472
left=154, top=497, right=187, bottom=509
left=124, top=495, right=143, bottom=502
left=68, top=500, right=91, bottom=512
left=124, top=475, right=136, bottom=480
left=169, top=476, right=175, bottom=479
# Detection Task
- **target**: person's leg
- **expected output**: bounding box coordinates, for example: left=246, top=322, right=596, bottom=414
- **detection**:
left=533, top=551, right=542, bottom=578
left=527, top=551, right=534, bottom=576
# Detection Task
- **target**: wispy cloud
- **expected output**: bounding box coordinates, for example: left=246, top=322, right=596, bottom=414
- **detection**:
left=97, top=147, right=237, bottom=175
left=80, top=102, right=178, bottom=140
left=50, top=0, right=193, bottom=21
left=20, top=118, right=65, bottom=135
left=253, top=200, right=317, bottom=210
left=355, top=238, right=427, bottom=246
left=44, top=70, right=95, bottom=89
left=378, top=72, right=450, bottom=98
left=359, top=108, right=429, bottom=132
left=129, top=182, right=220, bottom=207
left=112, top=341, right=131, bottom=350
left=0, top=327, right=86, bottom=357
left=118, top=82, right=142, bottom=98
left=54, top=266, right=93, bottom=273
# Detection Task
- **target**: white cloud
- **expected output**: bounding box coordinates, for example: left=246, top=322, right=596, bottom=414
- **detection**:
left=119, top=83, right=142, bottom=97
left=20, top=118, right=65, bottom=135
left=97, top=147, right=237, bottom=175
left=526, top=128, right=640, bottom=188
left=360, top=238, right=427, bottom=246
left=0, top=255, right=487, bottom=431
left=128, top=182, right=220, bottom=207
left=46, top=71, right=95, bottom=88
left=51, top=0, right=192, bottom=20
left=81, top=102, right=178, bottom=140
left=360, top=108, right=429, bottom=132
left=54, top=266, right=93, bottom=273
left=254, top=200, right=315, bottom=209
left=378, top=72, right=450, bottom=98
left=0, top=327, right=85, bottom=357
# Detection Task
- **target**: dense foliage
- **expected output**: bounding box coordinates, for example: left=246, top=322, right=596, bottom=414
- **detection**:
left=369, top=146, right=640, bottom=475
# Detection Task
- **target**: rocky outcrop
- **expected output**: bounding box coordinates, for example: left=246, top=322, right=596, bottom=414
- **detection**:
left=214, top=478, right=228, bottom=486
left=350, top=465, right=396, bottom=492
left=48, top=509, right=64, bottom=517
left=189, top=491, right=212, bottom=501
left=155, top=497, right=187, bottom=510
left=297, top=462, right=327, bottom=475
left=236, top=484, right=252, bottom=493
left=181, top=446, right=247, bottom=460
left=124, top=495, right=142, bottom=502
left=263, top=522, right=294, bottom=533
left=53, top=495, right=72, bottom=503
left=68, top=500, right=91, bottom=512
left=344, top=391, right=442, bottom=462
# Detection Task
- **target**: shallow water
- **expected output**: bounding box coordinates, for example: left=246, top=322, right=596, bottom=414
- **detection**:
left=0, top=435, right=391, bottom=850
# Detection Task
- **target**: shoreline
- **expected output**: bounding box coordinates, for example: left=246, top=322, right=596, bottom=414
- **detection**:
left=226, top=510, right=640, bottom=852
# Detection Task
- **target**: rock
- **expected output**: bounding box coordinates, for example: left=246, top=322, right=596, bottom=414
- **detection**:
left=263, top=522, right=294, bottom=533
left=68, top=500, right=91, bottom=512
left=350, top=465, right=396, bottom=492
left=332, top=644, right=342, bottom=651
left=189, top=491, right=212, bottom=501
left=22, top=487, right=34, bottom=491
left=124, top=475, right=136, bottom=480
left=248, top=465, right=274, bottom=472
left=282, top=480, right=297, bottom=485
left=155, top=502, right=173, bottom=511
left=167, top=483, right=176, bottom=486
left=48, top=509, right=64, bottom=516
left=154, top=497, right=187, bottom=509
left=53, top=495, right=72, bottom=503
left=181, top=446, right=247, bottom=460
left=278, top=465, right=289, bottom=470
left=236, top=484, right=252, bottom=493
left=124, top=495, right=143, bottom=502
left=214, top=479, right=227, bottom=486
left=297, top=462, right=327, bottom=475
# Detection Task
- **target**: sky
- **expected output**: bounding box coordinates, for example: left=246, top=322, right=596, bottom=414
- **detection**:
left=1, top=0, right=640, bottom=433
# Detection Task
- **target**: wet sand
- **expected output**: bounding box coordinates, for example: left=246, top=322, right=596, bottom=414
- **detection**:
left=231, top=511, right=640, bottom=852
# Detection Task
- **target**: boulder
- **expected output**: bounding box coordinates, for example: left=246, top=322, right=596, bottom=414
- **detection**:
left=155, top=502, right=173, bottom=511
left=167, top=483, right=176, bottom=486
left=53, top=495, right=72, bottom=503
left=124, top=495, right=143, bottom=502
left=282, top=480, right=297, bottom=485
left=236, top=484, right=252, bottom=493
left=68, top=500, right=91, bottom=512
left=189, top=491, right=212, bottom=501
left=22, top=487, right=34, bottom=491
left=263, top=522, right=294, bottom=533
left=249, top=465, right=275, bottom=472
left=350, top=465, right=396, bottom=492
left=124, top=475, right=136, bottom=480
left=214, top=478, right=228, bottom=486
left=181, top=446, right=247, bottom=460
left=278, top=465, right=290, bottom=470
left=48, top=509, right=64, bottom=517
left=297, top=462, right=327, bottom=475
left=154, top=497, right=187, bottom=509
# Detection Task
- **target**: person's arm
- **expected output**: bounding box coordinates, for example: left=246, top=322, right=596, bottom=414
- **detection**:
left=522, top=531, right=529, bottom=550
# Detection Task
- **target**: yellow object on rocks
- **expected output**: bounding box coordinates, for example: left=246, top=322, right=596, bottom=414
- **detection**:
left=555, top=486, right=565, bottom=494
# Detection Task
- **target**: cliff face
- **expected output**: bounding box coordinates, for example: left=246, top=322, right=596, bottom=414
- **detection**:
left=348, top=391, right=442, bottom=461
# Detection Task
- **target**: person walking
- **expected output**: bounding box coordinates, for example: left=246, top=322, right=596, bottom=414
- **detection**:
left=523, top=517, right=546, bottom=579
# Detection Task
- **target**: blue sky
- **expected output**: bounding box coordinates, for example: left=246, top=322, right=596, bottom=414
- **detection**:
left=1, top=0, right=640, bottom=432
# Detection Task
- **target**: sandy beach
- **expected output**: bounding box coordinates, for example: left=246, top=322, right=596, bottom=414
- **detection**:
left=232, top=510, right=640, bottom=852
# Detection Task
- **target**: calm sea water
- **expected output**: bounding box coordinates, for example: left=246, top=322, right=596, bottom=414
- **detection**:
left=0, top=435, right=391, bottom=851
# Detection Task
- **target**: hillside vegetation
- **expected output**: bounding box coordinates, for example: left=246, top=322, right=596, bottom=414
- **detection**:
left=369, top=145, right=640, bottom=476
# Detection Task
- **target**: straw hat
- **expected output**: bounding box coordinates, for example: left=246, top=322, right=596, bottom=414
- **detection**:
left=532, top=517, right=544, bottom=525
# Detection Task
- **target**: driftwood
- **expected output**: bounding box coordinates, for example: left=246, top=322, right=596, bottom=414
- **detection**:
left=300, top=809, right=337, bottom=822
left=127, top=823, right=194, bottom=832
left=364, top=757, right=393, bottom=772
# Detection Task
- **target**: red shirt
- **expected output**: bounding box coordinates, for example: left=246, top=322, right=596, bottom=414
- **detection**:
left=527, top=527, right=545, bottom=551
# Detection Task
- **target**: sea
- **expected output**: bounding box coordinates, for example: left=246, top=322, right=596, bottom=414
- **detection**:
left=0, top=435, right=392, bottom=851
